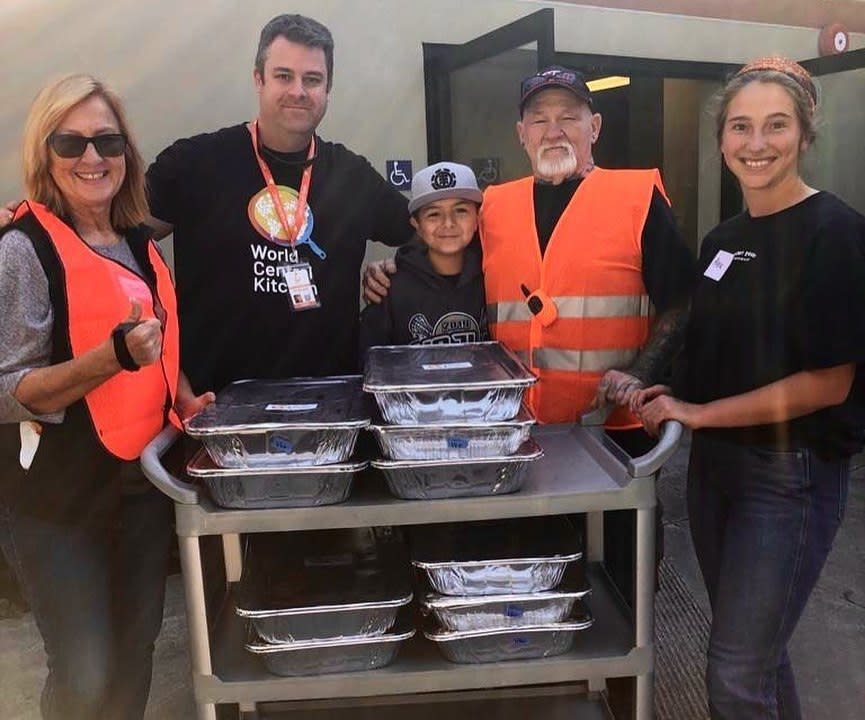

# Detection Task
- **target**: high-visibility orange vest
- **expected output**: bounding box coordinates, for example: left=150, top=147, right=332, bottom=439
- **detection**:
left=14, top=201, right=180, bottom=459
left=479, top=168, right=667, bottom=426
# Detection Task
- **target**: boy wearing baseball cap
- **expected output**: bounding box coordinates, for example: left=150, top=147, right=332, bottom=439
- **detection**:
left=359, top=162, right=488, bottom=352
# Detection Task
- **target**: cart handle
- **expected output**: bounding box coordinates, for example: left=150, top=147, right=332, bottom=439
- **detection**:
left=140, top=425, right=200, bottom=504
left=579, top=405, right=683, bottom=478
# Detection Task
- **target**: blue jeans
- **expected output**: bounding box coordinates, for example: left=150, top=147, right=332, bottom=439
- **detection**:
left=0, top=482, right=172, bottom=720
left=688, top=432, right=849, bottom=720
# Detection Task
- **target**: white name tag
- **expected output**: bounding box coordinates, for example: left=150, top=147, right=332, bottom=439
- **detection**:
left=421, top=361, right=473, bottom=371
left=704, top=250, right=734, bottom=281
left=265, top=403, right=318, bottom=412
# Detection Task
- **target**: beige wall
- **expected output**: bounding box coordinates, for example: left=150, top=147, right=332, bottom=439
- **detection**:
left=1, top=0, right=862, bottom=257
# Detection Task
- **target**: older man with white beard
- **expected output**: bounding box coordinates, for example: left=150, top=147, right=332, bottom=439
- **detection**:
left=479, top=65, right=695, bottom=428
left=478, top=65, right=696, bottom=608
left=362, top=65, right=695, bottom=606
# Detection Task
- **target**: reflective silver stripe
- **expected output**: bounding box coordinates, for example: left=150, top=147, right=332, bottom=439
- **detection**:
left=514, top=349, right=531, bottom=365
left=532, top=347, right=639, bottom=373
left=555, top=295, right=651, bottom=319
left=488, top=295, right=650, bottom=324
left=487, top=301, right=531, bottom=324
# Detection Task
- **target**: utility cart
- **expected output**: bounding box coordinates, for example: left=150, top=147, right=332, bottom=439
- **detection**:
left=141, top=417, right=681, bottom=719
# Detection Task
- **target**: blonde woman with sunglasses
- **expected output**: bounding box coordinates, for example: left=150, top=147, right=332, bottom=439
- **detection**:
left=0, top=74, right=211, bottom=720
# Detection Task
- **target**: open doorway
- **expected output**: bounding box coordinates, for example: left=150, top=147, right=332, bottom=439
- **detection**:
left=424, top=9, right=865, bottom=251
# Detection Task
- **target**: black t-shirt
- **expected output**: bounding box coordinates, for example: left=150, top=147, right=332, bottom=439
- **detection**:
left=146, top=124, right=412, bottom=393
left=533, top=180, right=694, bottom=313
left=679, top=191, right=865, bottom=458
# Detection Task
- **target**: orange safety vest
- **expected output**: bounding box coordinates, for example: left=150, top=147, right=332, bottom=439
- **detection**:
left=14, top=201, right=181, bottom=460
left=479, top=168, right=667, bottom=426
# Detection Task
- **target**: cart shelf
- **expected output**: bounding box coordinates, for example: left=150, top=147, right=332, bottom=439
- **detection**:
left=200, top=564, right=643, bottom=704
left=141, top=420, right=679, bottom=719
left=171, top=424, right=655, bottom=537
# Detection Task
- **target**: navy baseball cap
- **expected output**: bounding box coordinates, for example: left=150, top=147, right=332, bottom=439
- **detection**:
left=519, top=65, right=593, bottom=114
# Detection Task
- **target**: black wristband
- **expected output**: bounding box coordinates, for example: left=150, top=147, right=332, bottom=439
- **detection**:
left=112, top=321, right=141, bottom=372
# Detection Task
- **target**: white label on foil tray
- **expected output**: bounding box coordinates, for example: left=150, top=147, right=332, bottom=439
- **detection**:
left=265, top=403, right=318, bottom=412
left=421, top=361, right=473, bottom=371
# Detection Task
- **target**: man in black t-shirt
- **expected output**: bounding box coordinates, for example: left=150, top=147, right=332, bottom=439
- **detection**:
left=146, top=14, right=412, bottom=395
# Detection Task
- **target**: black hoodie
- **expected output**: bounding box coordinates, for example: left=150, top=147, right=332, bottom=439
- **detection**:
left=359, top=235, right=488, bottom=355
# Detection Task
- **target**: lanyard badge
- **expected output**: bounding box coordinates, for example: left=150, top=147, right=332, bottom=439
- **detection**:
left=249, top=120, right=322, bottom=311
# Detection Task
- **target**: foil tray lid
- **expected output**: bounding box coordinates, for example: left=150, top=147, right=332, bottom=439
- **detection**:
left=245, top=611, right=416, bottom=652
left=368, top=405, right=536, bottom=432
left=186, top=447, right=368, bottom=477
left=363, top=342, right=537, bottom=393
left=185, top=376, right=371, bottom=436
left=423, top=601, right=594, bottom=641
left=409, top=516, right=583, bottom=567
left=371, top=437, right=543, bottom=469
left=421, top=563, right=591, bottom=608
left=236, top=528, right=413, bottom=614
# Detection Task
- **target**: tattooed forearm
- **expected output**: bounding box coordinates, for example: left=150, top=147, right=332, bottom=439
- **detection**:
left=626, top=304, right=689, bottom=386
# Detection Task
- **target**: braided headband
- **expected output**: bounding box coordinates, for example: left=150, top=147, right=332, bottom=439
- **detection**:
left=736, top=56, right=817, bottom=111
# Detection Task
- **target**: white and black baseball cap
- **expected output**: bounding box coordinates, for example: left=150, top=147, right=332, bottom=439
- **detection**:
left=408, top=162, right=483, bottom=214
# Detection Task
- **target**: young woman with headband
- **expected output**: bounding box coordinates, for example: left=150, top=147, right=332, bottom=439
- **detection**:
left=635, top=57, right=865, bottom=719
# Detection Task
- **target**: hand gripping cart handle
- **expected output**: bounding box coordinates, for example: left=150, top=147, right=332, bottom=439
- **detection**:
left=579, top=407, right=683, bottom=477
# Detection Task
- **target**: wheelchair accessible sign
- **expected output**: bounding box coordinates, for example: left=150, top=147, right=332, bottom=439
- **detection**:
left=386, top=160, right=412, bottom=190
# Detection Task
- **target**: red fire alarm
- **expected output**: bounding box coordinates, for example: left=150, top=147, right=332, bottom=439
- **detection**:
left=818, top=23, right=849, bottom=56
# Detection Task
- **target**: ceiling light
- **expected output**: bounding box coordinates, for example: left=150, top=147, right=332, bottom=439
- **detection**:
left=587, top=76, right=630, bottom=92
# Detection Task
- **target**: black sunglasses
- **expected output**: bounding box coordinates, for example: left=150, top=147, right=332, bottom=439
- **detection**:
left=48, top=133, right=127, bottom=159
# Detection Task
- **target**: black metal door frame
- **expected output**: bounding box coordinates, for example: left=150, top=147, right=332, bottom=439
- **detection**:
left=423, top=12, right=865, bottom=221
left=422, top=8, right=555, bottom=164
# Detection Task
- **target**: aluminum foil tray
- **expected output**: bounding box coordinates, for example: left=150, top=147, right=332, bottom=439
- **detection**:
left=246, top=614, right=414, bottom=677
left=421, top=565, right=591, bottom=631
left=236, top=529, right=412, bottom=644
left=184, top=376, right=369, bottom=468
left=410, top=517, right=582, bottom=596
left=363, top=342, right=536, bottom=424
left=186, top=448, right=366, bottom=509
left=370, top=407, right=535, bottom=461
left=371, top=438, right=543, bottom=499
left=424, top=602, right=594, bottom=664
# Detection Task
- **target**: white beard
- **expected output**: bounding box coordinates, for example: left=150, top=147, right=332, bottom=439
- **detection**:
left=535, top=143, right=578, bottom=180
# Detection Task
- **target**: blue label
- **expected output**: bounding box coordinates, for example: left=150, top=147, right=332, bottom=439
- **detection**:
left=512, top=637, right=530, bottom=646
left=446, top=436, right=469, bottom=449
left=505, top=604, right=525, bottom=618
left=269, top=435, right=294, bottom=453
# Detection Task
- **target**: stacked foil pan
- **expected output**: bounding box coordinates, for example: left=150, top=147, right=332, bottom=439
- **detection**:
left=184, top=376, right=370, bottom=509
left=239, top=528, right=415, bottom=676
left=364, top=343, right=542, bottom=499
left=411, top=517, right=594, bottom=663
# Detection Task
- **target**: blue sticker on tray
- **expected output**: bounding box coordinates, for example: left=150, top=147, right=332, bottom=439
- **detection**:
left=512, top=636, right=530, bottom=646
left=446, top=436, right=470, bottom=449
left=505, top=604, right=525, bottom=618
left=269, top=435, right=294, bottom=453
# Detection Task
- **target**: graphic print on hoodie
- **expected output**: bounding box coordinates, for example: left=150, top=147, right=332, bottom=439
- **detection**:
left=359, top=235, right=489, bottom=353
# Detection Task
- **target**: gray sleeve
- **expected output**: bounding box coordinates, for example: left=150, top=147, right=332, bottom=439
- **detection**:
left=0, top=230, right=65, bottom=423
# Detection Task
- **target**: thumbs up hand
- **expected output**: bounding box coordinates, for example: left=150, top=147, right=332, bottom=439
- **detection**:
left=119, top=299, right=163, bottom=368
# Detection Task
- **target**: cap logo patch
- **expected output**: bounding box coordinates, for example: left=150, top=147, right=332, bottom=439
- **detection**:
left=430, top=167, right=457, bottom=190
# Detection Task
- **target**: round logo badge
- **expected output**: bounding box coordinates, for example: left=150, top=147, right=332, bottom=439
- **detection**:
left=247, top=186, right=313, bottom=246
left=430, top=167, right=457, bottom=190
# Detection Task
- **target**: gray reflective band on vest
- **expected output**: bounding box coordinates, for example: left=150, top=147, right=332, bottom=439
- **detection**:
left=488, top=295, right=651, bottom=324
left=531, top=347, right=639, bottom=372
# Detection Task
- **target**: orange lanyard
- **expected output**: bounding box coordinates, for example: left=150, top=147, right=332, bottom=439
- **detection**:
left=248, top=120, right=315, bottom=248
